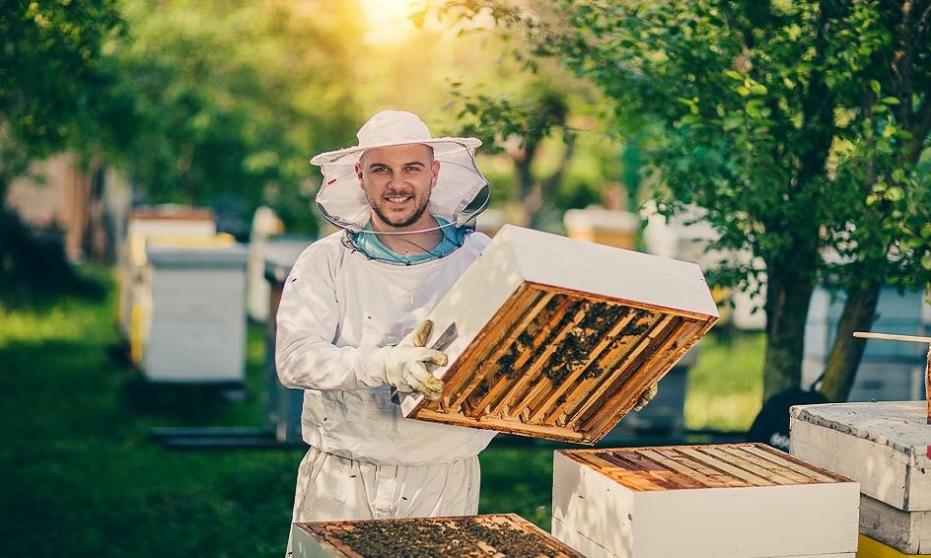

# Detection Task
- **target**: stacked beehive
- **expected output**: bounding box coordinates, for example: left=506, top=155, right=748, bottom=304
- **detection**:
left=400, top=225, right=719, bottom=444
left=291, top=514, right=582, bottom=558
left=552, top=443, right=859, bottom=558
left=791, top=401, right=931, bottom=557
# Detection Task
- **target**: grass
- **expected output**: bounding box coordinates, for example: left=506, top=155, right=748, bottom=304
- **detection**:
left=684, top=329, right=766, bottom=431
left=0, top=268, right=764, bottom=557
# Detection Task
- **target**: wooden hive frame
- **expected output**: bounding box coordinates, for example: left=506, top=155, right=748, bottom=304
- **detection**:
left=291, top=513, right=583, bottom=558
left=561, top=443, right=850, bottom=490
left=403, top=282, right=716, bottom=444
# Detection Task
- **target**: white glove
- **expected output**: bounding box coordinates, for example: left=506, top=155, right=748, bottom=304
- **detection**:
left=366, top=320, right=447, bottom=400
left=633, top=382, right=658, bottom=412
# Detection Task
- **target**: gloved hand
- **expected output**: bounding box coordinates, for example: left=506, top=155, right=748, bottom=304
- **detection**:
left=632, top=382, right=658, bottom=412
left=369, top=320, right=447, bottom=400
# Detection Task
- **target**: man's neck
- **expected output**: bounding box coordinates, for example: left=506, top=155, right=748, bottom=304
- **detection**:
left=369, top=213, right=443, bottom=255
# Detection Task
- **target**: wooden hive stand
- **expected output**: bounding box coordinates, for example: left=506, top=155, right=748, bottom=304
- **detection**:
left=552, top=443, right=859, bottom=558
left=400, top=225, right=718, bottom=444
left=291, top=514, right=583, bottom=558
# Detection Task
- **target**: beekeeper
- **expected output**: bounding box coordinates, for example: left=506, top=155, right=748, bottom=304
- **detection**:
left=276, top=110, right=498, bottom=554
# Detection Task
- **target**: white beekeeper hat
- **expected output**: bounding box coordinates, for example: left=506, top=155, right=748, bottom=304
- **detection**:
left=310, top=110, right=490, bottom=232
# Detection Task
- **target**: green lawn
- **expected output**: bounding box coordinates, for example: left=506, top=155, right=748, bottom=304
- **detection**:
left=0, top=268, right=763, bottom=557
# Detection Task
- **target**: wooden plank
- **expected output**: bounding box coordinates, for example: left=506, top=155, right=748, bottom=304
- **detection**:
left=747, top=443, right=840, bottom=484
left=414, top=407, right=589, bottom=443
left=583, top=318, right=710, bottom=439
left=574, top=451, right=667, bottom=491
left=677, top=447, right=775, bottom=487
left=439, top=285, right=536, bottom=409
left=476, top=298, right=585, bottom=417
left=547, top=311, right=647, bottom=426
left=500, top=302, right=594, bottom=418
left=529, top=309, right=639, bottom=424
left=635, top=448, right=724, bottom=489
left=530, top=281, right=719, bottom=323
left=580, top=317, right=694, bottom=435
left=443, top=287, right=551, bottom=411
left=565, top=313, right=675, bottom=429
left=712, top=445, right=806, bottom=485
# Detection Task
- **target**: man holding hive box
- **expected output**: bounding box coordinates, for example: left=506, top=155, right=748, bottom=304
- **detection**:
left=275, top=110, right=657, bottom=554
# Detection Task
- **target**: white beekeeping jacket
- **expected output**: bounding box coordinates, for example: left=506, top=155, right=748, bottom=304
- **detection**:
left=275, top=229, right=497, bottom=465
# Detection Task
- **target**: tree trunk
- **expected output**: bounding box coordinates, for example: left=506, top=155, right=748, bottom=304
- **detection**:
left=762, top=265, right=818, bottom=399
left=817, top=281, right=882, bottom=401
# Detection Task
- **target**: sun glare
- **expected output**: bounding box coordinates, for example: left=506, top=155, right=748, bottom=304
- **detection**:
left=358, top=0, right=418, bottom=45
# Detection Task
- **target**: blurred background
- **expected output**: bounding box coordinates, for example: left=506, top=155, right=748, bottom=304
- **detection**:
left=1, top=1, right=930, bottom=556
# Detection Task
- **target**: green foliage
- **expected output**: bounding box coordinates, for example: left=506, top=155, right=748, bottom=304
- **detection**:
left=0, top=0, right=124, bottom=189
left=449, top=0, right=931, bottom=396
left=110, top=0, right=363, bottom=233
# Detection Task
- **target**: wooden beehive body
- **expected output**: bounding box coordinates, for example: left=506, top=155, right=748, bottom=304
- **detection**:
left=552, top=444, right=859, bottom=558
left=291, top=514, right=583, bottom=558
left=791, top=401, right=931, bottom=555
left=400, top=225, right=718, bottom=444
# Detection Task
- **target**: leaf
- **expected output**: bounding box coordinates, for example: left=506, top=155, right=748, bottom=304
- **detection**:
left=923, top=253, right=931, bottom=271
left=881, top=96, right=901, bottom=105
left=724, top=70, right=743, bottom=80
left=885, top=186, right=904, bottom=202
left=921, top=223, right=931, bottom=239
left=870, top=80, right=881, bottom=95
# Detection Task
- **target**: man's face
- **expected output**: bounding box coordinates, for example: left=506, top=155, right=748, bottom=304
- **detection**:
left=356, top=144, right=439, bottom=229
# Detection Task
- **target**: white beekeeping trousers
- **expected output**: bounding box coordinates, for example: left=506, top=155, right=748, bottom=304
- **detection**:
left=285, top=448, right=480, bottom=556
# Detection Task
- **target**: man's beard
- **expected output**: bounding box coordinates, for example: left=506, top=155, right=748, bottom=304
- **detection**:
left=368, top=192, right=431, bottom=229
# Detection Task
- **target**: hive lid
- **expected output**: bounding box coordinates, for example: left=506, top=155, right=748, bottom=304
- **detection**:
left=146, top=243, right=249, bottom=268
left=560, top=443, right=851, bottom=491
left=791, top=401, right=931, bottom=464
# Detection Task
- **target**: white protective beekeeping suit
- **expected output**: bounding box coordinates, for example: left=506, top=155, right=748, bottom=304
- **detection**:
left=277, top=111, right=496, bottom=555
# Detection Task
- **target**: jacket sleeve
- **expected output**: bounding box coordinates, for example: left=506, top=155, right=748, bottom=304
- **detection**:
left=274, top=247, right=385, bottom=391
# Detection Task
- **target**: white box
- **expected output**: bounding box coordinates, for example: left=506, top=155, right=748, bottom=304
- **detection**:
left=791, top=401, right=931, bottom=554
left=790, top=401, right=931, bottom=512
left=142, top=244, right=248, bottom=383
left=552, top=444, right=859, bottom=558
left=401, top=225, right=718, bottom=444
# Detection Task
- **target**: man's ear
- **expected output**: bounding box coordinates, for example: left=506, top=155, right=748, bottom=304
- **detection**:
left=355, top=162, right=364, bottom=190
left=431, top=160, right=440, bottom=189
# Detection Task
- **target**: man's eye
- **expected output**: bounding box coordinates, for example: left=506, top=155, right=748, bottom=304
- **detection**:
left=405, top=166, right=421, bottom=173
left=373, top=168, right=387, bottom=173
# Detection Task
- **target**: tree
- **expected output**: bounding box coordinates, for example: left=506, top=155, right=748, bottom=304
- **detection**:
left=111, top=0, right=363, bottom=236
left=0, top=0, right=124, bottom=198
left=445, top=0, right=931, bottom=401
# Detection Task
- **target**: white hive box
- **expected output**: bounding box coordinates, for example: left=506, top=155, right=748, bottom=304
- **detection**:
left=400, top=225, right=718, bottom=444
left=552, top=444, right=859, bottom=558
left=141, top=242, right=248, bottom=383
left=564, top=208, right=640, bottom=250
left=791, top=402, right=931, bottom=555
left=118, top=206, right=216, bottom=336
